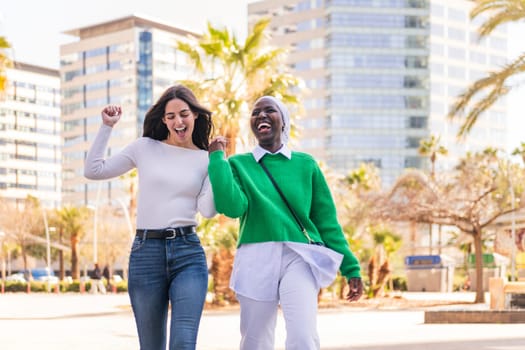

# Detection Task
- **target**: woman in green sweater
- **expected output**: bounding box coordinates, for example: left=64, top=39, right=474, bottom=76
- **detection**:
left=208, top=96, right=363, bottom=350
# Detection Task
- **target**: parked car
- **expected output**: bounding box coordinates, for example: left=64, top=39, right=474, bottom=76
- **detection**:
left=5, top=272, right=26, bottom=283
left=24, top=268, right=59, bottom=284
left=79, top=275, right=91, bottom=283
left=112, top=274, right=123, bottom=283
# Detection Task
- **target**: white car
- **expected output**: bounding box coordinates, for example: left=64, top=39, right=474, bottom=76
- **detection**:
left=6, top=273, right=26, bottom=283
left=26, top=268, right=59, bottom=285
left=38, top=275, right=60, bottom=284
left=111, top=274, right=123, bottom=283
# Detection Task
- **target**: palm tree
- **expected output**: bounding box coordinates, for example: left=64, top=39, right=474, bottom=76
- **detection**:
left=56, top=206, right=89, bottom=279
left=178, top=18, right=303, bottom=304
left=345, top=163, right=381, bottom=193
left=512, top=141, right=525, bottom=163
left=177, top=17, right=303, bottom=154
left=448, top=0, right=525, bottom=138
left=367, top=226, right=402, bottom=298
left=48, top=211, right=67, bottom=281
left=0, top=36, right=12, bottom=97
left=198, top=215, right=238, bottom=305
left=418, top=135, right=448, bottom=254
left=418, top=134, right=448, bottom=178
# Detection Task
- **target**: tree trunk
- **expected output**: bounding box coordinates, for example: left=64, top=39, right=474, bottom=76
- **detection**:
left=223, top=127, right=238, bottom=156
left=58, top=228, right=64, bottom=280
left=1, top=244, right=6, bottom=281
left=129, top=182, right=137, bottom=223
left=428, top=223, right=433, bottom=255
left=71, top=235, right=79, bottom=279
left=473, top=231, right=485, bottom=303
left=22, top=246, right=28, bottom=271
left=368, top=246, right=391, bottom=298
left=367, top=255, right=376, bottom=298
left=372, top=260, right=391, bottom=297
left=438, top=225, right=442, bottom=255
left=410, top=221, right=417, bottom=255
left=210, top=248, right=236, bottom=306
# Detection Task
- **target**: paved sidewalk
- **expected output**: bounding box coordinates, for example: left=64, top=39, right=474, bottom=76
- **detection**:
left=0, top=292, right=524, bottom=349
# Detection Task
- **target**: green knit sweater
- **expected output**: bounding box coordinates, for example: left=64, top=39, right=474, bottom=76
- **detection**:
left=208, top=150, right=361, bottom=279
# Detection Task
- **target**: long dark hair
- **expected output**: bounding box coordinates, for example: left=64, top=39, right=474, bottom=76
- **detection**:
left=142, top=85, right=213, bottom=150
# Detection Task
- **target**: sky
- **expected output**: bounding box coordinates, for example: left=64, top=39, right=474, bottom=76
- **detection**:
left=0, top=0, right=249, bottom=68
left=1, top=0, right=524, bottom=152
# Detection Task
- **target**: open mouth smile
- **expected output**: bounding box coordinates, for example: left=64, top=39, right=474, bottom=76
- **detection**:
left=257, top=122, right=271, bottom=133
left=175, top=126, right=187, bottom=134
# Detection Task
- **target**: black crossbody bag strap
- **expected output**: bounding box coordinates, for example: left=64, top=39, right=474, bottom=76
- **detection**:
left=259, top=159, right=315, bottom=244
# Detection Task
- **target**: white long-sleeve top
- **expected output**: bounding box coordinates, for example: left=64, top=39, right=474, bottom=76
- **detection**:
left=84, top=124, right=216, bottom=229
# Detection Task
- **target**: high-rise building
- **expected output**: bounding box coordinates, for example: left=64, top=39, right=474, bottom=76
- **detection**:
left=60, top=15, right=197, bottom=206
left=248, top=0, right=508, bottom=185
left=0, top=61, right=61, bottom=207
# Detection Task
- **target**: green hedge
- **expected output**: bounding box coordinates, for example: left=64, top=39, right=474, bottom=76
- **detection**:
left=1, top=280, right=128, bottom=293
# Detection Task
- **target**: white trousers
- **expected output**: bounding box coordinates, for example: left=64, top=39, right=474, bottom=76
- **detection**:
left=237, top=246, right=320, bottom=350
left=90, top=279, right=106, bottom=294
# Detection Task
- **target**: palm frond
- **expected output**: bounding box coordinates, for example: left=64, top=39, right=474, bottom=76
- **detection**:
left=457, top=83, right=507, bottom=137
left=244, top=17, right=271, bottom=53
left=174, top=17, right=303, bottom=153
left=471, top=0, right=525, bottom=37
left=176, top=41, right=204, bottom=72
left=449, top=52, right=525, bottom=138
left=0, top=36, right=11, bottom=49
left=246, top=49, right=286, bottom=75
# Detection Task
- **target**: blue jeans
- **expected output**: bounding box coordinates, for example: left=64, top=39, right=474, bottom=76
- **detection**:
left=128, top=232, right=208, bottom=350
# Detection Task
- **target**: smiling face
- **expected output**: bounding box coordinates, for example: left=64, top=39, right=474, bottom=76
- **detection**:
left=162, top=98, right=197, bottom=148
left=250, top=97, right=284, bottom=153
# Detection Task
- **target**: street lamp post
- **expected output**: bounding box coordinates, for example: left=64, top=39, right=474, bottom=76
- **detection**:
left=115, top=198, right=134, bottom=242
left=510, top=173, right=517, bottom=282
left=93, top=206, right=98, bottom=264
left=88, top=182, right=102, bottom=265
left=86, top=205, right=99, bottom=265
left=503, top=157, right=517, bottom=282
left=42, top=211, right=51, bottom=275
left=41, top=210, right=57, bottom=292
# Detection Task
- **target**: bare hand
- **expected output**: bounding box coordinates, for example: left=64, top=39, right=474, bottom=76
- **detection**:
left=209, top=136, right=227, bottom=154
left=346, top=277, right=363, bottom=302
left=101, top=105, right=122, bottom=127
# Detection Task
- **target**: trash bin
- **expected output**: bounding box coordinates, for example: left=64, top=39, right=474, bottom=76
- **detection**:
left=467, top=253, right=508, bottom=292
left=405, top=255, right=455, bottom=292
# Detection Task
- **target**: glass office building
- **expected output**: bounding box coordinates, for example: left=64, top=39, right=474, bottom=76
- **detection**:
left=249, top=0, right=508, bottom=185
left=60, top=15, right=197, bottom=206
left=0, top=62, right=61, bottom=208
